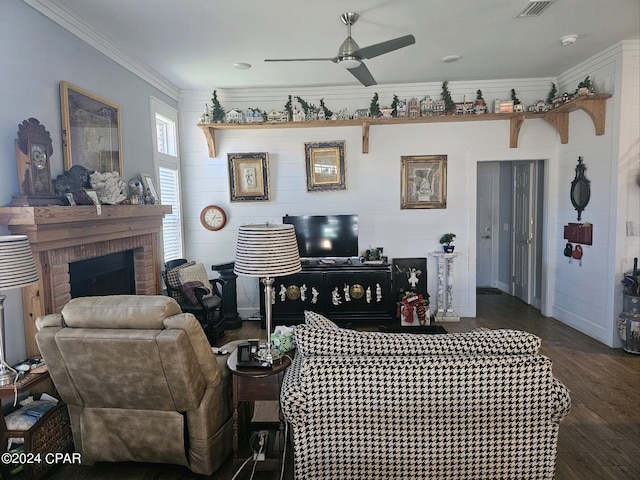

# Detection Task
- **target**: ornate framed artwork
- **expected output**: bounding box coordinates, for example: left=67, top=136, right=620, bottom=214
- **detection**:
left=304, top=140, right=346, bottom=191
left=227, top=152, right=270, bottom=201
left=60, top=81, right=122, bottom=175
left=400, top=155, right=447, bottom=209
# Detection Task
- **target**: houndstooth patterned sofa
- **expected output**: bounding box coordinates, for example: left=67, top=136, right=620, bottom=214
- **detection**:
left=280, top=311, right=571, bottom=480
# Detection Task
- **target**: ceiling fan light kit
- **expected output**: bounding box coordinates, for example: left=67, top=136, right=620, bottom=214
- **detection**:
left=264, top=12, right=415, bottom=87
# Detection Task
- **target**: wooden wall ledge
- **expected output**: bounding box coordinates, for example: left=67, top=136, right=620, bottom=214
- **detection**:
left=198, top=94, right=611, bottom=155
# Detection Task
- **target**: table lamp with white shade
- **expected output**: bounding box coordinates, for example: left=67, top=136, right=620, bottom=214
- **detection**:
left=0, top=235, right=39, bottom=385
left=234, top=223, right=301, bottom=365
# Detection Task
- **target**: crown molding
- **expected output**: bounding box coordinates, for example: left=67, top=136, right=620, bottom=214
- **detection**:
left=23, top=0, right=180, bottom=100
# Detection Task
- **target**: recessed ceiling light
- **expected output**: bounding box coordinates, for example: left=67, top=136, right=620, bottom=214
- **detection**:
left=560, top=34, right=578, bottom=46
left=442, top=55, right=461, bottom=63
left=234, top=62, right=252, bottom=70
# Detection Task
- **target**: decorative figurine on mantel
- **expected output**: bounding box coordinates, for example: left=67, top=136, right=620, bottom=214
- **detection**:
left=53, top=165, right=93, bottom=204
left=12, top=118, right=63, bottom=206
left=127, top=178, right=144, bottom=204
left=90, top=171, right=127, bottom=205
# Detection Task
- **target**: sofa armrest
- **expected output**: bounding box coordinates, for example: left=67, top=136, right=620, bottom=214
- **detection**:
left=36, top=314, right=63, bottom=330
left=549, top=377, right=571, bottom=423
left=280, top=353, right=306, bottom=424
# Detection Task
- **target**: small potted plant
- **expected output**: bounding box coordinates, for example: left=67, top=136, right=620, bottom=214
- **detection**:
left=439, top=233, right=456, bottom=253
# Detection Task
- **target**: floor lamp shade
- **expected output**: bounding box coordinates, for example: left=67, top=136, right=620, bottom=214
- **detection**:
left=234, top=224, right=301, bottom=278
left=0, top=235, right=39, bottom=385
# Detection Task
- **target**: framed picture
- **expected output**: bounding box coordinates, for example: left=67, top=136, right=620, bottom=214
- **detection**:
left=392, top=258, right=428, bottom=301
left=304, top=140, right=346, bottom=191
left=227, top=152, right=270, bottom=201
left=141, top=172, right=158, bottom=202
left=400, top=155, right=447, bottom=209
left=60, top=81, right=122, bottom=175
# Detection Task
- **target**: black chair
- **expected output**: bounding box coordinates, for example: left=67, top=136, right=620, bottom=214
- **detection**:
left=162, top=259, right=226, bottom=345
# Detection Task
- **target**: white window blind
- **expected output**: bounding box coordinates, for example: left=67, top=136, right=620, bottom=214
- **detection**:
left=159, top=165, right=182, bottom=262
left=150, top=98, right=183, bottom=264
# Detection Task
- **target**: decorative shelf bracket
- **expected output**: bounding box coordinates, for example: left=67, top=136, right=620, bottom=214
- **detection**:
left=362, top=121, right=370, bottom=154
left=510, top=114, right=526, bottom=148
left=543, top=111, right=570, bottom=144
left=542, top=94, right=611, bottom=145
left=199, top=124, right=217, bottom=157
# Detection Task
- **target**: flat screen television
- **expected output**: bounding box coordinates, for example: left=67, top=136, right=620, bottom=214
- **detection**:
left=283, top=214, right=359, bottom=258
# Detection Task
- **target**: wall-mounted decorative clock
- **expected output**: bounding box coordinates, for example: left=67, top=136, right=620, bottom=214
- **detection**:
left=200, top=205, right=227, bottom=231
left=13, top=118, right=60, bottom=206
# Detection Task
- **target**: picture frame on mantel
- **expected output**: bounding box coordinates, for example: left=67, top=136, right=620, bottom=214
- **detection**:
left=60, top=81, right=122, bottom=175
left=304, top=140, right=346, bottom=191
left=400, top=154, right=447, bottom=209
left=227, top=152, right=270, bottom=201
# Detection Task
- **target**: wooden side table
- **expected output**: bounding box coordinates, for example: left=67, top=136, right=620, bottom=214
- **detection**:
left=227, top=351, right=291, bottom=472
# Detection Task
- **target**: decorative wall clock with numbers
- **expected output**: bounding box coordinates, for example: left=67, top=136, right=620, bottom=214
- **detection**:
left=200, top=205, right=227, bottom=231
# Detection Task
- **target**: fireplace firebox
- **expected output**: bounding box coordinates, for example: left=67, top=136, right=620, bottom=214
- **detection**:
left=69, top=250, right=136, bottom=298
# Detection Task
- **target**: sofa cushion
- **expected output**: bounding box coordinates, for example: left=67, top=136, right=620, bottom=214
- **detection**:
left=304, top=311, right=340, bottom=330
left=295, top=324, right=541, bottom=357
left=178, top=264, right=213, bottom=299
left=165, top=261, right=196, bottom=303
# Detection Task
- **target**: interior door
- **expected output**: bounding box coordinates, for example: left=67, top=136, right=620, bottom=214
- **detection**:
left=513, top=162, right=534, bottom=303
left=476, top=164, right=497, bottom=287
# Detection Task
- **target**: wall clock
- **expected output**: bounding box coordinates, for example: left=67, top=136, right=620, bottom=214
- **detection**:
left=13, top=118, right=61, bottom=206
left=200, top=205, right=227, bottom=231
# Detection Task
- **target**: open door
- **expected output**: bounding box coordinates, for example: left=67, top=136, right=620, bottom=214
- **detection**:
left=513, top=162, right=534, bottom=304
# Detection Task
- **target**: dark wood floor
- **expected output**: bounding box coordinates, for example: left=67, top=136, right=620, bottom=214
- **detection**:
left=28, top=293, right=640, bottom=480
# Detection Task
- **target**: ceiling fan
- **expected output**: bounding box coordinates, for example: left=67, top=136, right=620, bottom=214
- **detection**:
left=264, top=12, right=415, bottom=87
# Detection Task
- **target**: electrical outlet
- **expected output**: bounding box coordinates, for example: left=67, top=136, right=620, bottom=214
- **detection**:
left=253, top=430, right=268, bottom=461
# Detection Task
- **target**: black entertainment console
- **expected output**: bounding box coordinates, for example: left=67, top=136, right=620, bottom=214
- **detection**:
left=259, top=258, right=394, bottom=326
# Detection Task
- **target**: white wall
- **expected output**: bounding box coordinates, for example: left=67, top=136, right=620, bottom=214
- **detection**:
left=179, top=43, right=639, bottom=348
left=0, top=0, right=177, bottom=363
left=179, top=79, right=561, bottom=320
left=551, top=41, right=640, bottom=347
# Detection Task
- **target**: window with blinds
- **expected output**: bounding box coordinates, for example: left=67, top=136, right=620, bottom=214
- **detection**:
left=158, top=165, right=182, bottom=262
left=151, top=98, right=183, bottom=264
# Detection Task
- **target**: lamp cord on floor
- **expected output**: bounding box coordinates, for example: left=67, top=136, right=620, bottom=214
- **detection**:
left=279, top=420, right=289, bottom=480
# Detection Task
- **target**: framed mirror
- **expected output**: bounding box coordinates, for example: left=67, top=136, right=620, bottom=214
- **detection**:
left=570, top=156, right=590, bottom=221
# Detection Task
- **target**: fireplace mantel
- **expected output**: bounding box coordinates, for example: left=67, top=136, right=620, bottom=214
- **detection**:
left=0, top=204, right=171, bottom=356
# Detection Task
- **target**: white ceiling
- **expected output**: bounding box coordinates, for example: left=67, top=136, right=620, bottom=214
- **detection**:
left=30, top=0, right=640, bottom=92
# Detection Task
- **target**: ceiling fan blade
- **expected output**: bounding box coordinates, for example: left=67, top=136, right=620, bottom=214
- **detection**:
left=353, top=34, right=415, bottom=60
left=265, top=57, right=337, bottom=63
left=348, top=62, right=376, bottom=87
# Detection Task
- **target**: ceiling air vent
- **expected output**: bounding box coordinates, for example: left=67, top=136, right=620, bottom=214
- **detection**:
left=515, top=0, right=556, bottom=17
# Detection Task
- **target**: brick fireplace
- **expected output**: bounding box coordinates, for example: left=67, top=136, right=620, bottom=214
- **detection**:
left=0, top=204, right=171, bottom=356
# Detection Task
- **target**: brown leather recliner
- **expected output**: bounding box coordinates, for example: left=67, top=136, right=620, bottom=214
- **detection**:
left=35, top=295, right=233, bottom=476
